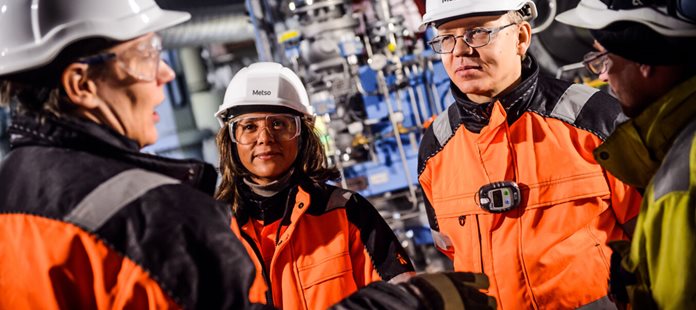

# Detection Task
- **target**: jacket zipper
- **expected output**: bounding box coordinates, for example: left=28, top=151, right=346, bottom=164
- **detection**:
left=475, top=214, right=485, bottom=273
left=239, top=230, right=274, bottom=307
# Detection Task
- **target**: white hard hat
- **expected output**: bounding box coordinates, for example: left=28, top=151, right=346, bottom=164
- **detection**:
left=0, top=0, right=191, bottom=76
left=556, top=0, right=696, bottom=37
left=215, top=62, right=312, bottom=127
left=420, top=0, right=538, bottom=31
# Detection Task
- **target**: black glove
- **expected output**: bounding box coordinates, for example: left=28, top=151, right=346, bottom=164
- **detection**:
left=402, top=272, right=496, bottom=310
left=330, top=272, right=495, bottom=310
left=607, top=241, right=635, bottom=309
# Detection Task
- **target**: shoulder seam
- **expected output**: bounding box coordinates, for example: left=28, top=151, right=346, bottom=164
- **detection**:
left=527, top=109, right=609, bottom=140
left=325, top=187, right=354, bottom=212
left=528, top=83, right=613, bottom=141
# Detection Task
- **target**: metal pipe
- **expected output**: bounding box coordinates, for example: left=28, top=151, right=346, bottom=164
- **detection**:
left=410, top=64, right=431, bottom=122
left=426, top=59, right=444, bottom=115
left=363, top=36, right=418, bottom=207
left=245, top=0, right=273, bottom=61
left=403, top=65, right=425, bottom=126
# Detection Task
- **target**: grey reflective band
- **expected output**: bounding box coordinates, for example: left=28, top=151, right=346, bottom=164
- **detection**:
left=577, top=295, right=617, bottom=310
left=65, top=169, right=180, bottom=231
left=327, top=188, right=353, bottom=212
left=432, top=111, right=453, bottom=146
left=550, top=84, right=599, bottom=124
left=653, top=120, right=696, bottom=200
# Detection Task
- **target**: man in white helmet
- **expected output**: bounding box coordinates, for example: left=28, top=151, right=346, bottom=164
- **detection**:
left=0, top=1, right=499, bottom=309
left=557, top=0, right=696, bottom=308
left=417, top=0, right=643, bottom=308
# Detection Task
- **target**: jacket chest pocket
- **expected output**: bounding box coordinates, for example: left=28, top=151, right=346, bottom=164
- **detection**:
left=298, top=252, right=356, bottom=309
left=438, top=211, right=488, bottom=273
left=432, top=194, right=488, bottom=272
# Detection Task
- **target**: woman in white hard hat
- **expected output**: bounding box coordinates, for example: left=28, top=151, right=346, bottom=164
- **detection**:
left=214, top=62, right=417, bottom=310
left=0, top=0, right=269, bottom=308
left=417, top=0, right=642, bottom=309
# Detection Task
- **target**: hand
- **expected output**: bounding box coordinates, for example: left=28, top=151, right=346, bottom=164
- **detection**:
left=404, top=272, right=496, bottom=310
left=607, top=240, right=634, bottom=309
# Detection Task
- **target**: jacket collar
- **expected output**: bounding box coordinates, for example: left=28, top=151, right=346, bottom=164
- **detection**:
left=451, top=56, right=539, bottom=133
left=8, top=112, right=218, bottom=195
left=237, top=177, right=296, bottom=225
left=595, top=74, right=696, bottom=189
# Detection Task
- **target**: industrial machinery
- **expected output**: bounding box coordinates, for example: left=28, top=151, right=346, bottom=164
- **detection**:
left=0, top=0, right=601, bottom=270
left=234, top=0, right=600, bottom=270
left=138, top=0, right=597, bottom=271
left=240, top=0, right=455, bottom=270
left=247, top=0, right=443, bottom=204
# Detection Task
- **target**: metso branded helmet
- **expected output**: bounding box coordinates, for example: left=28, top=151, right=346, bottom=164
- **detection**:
left=0, top=0, right=191, bottom=76
left=556, top=0, right=696, bottom=37
left=215, top=62, right=313, bottom=127
left=420, top=0, right=538, bottom=30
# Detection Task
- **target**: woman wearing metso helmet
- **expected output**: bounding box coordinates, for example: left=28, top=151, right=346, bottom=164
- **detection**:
left=213, top=62, right=417, bottom=309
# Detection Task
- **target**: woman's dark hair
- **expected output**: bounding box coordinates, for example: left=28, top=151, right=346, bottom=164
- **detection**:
left=215, top=115, right=340, bottom=208
left=0, top=37, right=117, bottom=117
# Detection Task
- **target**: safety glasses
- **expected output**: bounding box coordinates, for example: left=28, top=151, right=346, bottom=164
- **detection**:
left=78, top=35, right=163, bottom=82
left=228, top=114, right=302, bottom=145
left=428, top=23, right=517, bottom=53
left=582, top=51, right=611, bottom=75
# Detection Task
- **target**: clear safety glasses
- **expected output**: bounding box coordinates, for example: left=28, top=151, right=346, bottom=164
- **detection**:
left=78, top=35, right=163, bottom=82
left=428, top=23, right=517, bottom=54
left=582, top=51, right=611, bottom=75
left=228, top=114, right=302, bottom=145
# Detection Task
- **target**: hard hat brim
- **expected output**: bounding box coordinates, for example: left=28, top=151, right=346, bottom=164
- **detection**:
left=419, top=0, right=537, bottom=31
left=0, top=6, right=191, bottom=76
left=555, top=0, right=696, bottom=37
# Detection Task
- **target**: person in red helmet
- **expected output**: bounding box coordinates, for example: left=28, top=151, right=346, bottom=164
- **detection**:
left=417, top=0, right=643, bottom=308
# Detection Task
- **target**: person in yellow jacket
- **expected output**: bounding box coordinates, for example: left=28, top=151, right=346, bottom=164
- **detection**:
left=557, top=0, right=696, bottom=308
left=213, top=62, right=420, bottom=310
left=417, top=0, right=643, bottom=308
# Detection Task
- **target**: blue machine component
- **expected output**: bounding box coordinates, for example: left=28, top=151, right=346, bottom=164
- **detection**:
left=338, top=37, right=365, bottom=57
left=343, top=138, right=419, bottom=197
left=310, top=91, right=338, bottom=115
left=337, top=57, right=452, bottom=198
left=245, top=0, right=457, bottom=207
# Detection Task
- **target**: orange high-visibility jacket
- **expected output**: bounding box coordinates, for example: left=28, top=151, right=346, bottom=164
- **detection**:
left=418, top=61, right=642, bottom=310
left=230, top=180, right=415, bottom=310
left=0, top=114, right=264, bottom=309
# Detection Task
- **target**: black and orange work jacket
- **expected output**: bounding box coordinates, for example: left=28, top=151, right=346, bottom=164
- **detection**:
left=0, top=113, right=267, bottom=309
left=418, top=57, right=643, bottom=309
left=230, top=179, right=415, bottom=309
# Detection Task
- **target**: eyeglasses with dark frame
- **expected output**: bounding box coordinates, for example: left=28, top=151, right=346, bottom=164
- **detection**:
left=582, top=51, right=611, bottom=75
left=428, top=23, right=517, bottom=54
left=228, top=114, right=302, bottom=145
left=77, top=35, right=163, bottom=82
